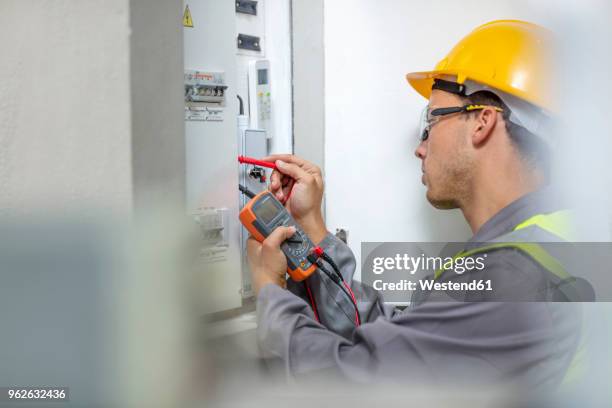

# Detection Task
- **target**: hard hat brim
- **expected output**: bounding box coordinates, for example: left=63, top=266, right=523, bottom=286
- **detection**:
left=406, top=69, right=546, bottom=109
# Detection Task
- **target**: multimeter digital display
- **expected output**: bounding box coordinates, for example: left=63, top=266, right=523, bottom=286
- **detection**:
left=253, top=197, right=278, bottom=224
left=239, top=190, right=317, bottom=281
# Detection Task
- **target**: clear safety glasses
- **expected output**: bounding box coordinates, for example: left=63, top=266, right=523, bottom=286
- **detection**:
left=418, top=104, right=504, bottom=141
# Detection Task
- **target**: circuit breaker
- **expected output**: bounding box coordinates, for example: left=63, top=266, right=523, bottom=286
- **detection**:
left=184, top=70, right=228, bottom=121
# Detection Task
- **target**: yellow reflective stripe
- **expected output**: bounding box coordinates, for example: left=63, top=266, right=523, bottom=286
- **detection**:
left=513, top=210, right=575, bottom=241
left=434, top=210, right=575, bottom=279
left=434, top=242, right=571, bottom=280
left=465, top=104, right=504, bottom=112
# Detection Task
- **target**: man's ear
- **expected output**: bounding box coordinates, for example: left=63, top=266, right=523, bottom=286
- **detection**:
left=471, top=107, right=499, bottom=146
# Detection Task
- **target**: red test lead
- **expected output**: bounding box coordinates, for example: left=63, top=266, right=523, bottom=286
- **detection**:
left=238, top=155, right=277, bottom=170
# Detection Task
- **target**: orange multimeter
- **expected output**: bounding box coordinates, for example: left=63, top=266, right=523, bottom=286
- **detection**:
left=239, top=190, right=317, bottom=281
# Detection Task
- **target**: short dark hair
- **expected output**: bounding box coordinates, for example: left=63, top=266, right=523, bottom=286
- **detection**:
left=462, top=90, right=550, bottom=179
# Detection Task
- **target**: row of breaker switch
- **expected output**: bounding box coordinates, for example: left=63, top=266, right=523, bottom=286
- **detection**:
left=187, top=86, right=225, bottom=97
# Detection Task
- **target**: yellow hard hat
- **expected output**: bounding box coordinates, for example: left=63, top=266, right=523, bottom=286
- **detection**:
left=406, top=20, right=554, bottom=110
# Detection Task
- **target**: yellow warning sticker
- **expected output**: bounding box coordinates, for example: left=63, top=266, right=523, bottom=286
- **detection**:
left=183, top=5, right=193, bottom=28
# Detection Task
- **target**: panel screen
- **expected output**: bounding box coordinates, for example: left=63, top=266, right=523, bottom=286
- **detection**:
left=258, top=68, right=268, bottom=85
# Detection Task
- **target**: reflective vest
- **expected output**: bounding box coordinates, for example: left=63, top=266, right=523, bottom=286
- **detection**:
left=434, top=210, right=587, bottom=386
left=434, top=210, right=580, bottom=300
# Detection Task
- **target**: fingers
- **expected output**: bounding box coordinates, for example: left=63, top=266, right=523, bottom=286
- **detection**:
left=263, top=226, right=297, bottom=249
left=272, top=177, right=294, bottom=204
left=282, top=178, right=295, bottom=199
left=269, top=169, right=284, bottom=190
left=261, top=154, right=321, bottom=180
left=269, top=170, right=285, bottom=201
left=275, top=160, right=312, bottom=182
left=264, top=154, right=323, bottom=201
left=269, top=161, right=309, bottom=202
left=262, top=154, right=307, bottom=167
left=264, top=154, right=322, bottom=177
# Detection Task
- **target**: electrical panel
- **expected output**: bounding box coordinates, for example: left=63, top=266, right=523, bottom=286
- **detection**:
left=183, top=0, right=289, bottom=313
left=184, top=0, right=242, bottom=314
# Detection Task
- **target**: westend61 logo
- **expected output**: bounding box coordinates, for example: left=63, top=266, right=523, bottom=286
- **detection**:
left=372, top=253, right=487, bottom=275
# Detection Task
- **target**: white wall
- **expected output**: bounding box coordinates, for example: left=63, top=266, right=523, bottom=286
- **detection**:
left=292, top=0, right=326, bottom=183
left=323, top=0, right=552, bottom=278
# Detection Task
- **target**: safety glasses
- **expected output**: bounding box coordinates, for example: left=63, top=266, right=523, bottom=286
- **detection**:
left=418, top=104, right=504, bottom=141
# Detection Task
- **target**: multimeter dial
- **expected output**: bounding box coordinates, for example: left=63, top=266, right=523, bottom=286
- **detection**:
left=284, top=232, right=308, bottom=255
left=279, top=217, right=308, bottom=255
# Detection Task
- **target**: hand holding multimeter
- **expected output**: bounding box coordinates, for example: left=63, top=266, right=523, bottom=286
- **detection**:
left=239, top=188, right=318, bottom=281
left=239, top=155, right=361, bottom=325
left=239, top=155, right=327, bottom=280
left=245, top=224, right=298, bottom=292
left=239, top=154, right=327, bottom=243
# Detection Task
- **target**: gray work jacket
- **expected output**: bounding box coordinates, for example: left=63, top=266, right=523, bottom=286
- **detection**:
left=256, top=190, right=582, bottom=388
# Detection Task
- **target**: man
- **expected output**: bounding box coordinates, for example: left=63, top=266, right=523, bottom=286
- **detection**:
left=247, top=20, right=582, bottom=387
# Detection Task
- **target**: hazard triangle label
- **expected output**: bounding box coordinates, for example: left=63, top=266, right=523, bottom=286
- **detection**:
left=183, top=5, right=194, bottom=28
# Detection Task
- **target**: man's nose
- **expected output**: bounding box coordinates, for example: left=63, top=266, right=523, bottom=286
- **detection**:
left=414, top=141, right=426, bottom=159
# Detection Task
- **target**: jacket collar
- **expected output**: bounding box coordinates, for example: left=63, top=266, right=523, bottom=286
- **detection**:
left=467, top=187, right=566, bottom=247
